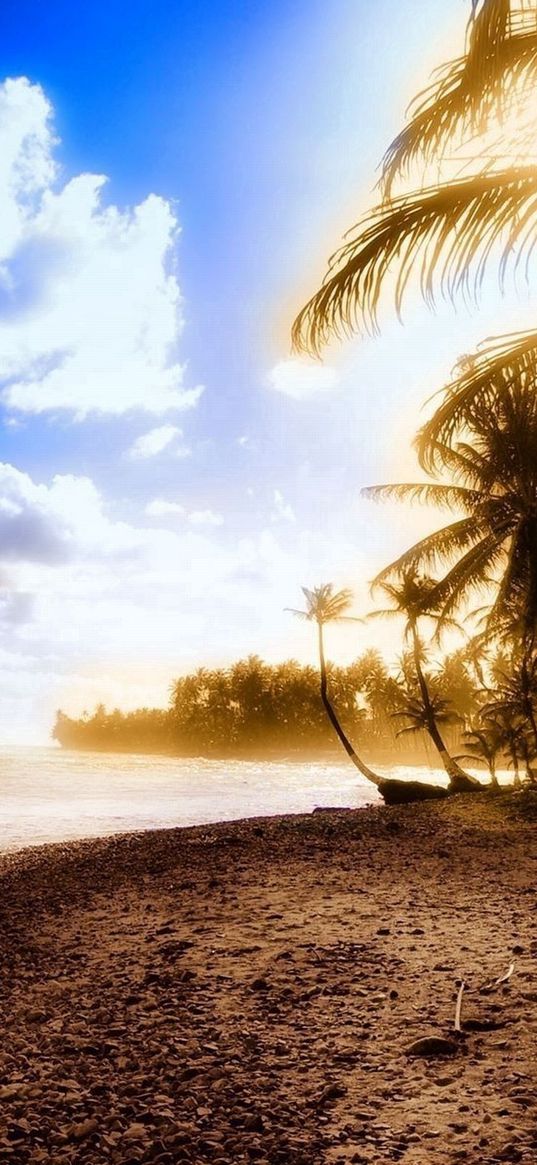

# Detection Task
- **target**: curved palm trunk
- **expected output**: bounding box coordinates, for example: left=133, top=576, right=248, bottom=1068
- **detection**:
left=317, top=622, right=382, bottom=787
left=409, top=621, right=480, bottom=792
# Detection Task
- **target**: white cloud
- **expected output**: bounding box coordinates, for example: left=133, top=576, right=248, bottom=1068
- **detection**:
left=145, top=499, right=223, bottom=527
left=268, top=358, right=338, bottom=401
left=188, top=509, right=224, bottom=527
left=128, top=424, right=189, bottom=460
left=145, top=498, right=185, bottom=518
left=0, top=77, right=204, bottom=417
left=271, top=489, right=295, bottom=523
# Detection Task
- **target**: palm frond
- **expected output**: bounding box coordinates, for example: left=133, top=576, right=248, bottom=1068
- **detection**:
left=362, top=481, right=486, bottom=512
left=381, top=21, right=537, bottom=197
left=419, top=330, right=537, bottom=466
left=428, top=528, right=512, bottom=630
left=284, top=607, right=310, bottom=621
left=371, top=516, right=493, bottom=589
left=292, top=168, right=537, bottom=354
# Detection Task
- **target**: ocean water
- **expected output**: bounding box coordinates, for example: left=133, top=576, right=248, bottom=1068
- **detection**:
left=0, top=747, right=477, bottom=853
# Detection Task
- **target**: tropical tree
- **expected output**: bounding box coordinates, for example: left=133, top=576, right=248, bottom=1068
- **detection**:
left=371, top=569, right=478, bottom=790
left=287, top=584, right=382, bottom=786
left=364, top=379, right=537, bottom=693
left=391, top=651, right=463, bottom=748
left=481, top=645, right=537, bottom=776
left=455, top=725, right=504, bottom=787
left=292, top=0, right=537, bottom=374
left=434, top=649, right=480, bottom=726
left=478, top=703, right=526, bottom=786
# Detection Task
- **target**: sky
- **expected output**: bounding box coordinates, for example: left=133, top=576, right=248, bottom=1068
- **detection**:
left=0, top=0, right=535, bottom=742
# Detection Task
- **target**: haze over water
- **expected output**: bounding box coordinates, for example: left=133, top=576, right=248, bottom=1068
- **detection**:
left=0, top=747, right=476, bottom=853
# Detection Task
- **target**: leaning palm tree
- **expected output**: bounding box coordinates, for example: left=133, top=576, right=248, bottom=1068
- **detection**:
left=287, top=585, right=382, bottom=787
left=372, top=569, right=479, bottom=790
left=287, top=585, right=449, bottom=803
left=292, top=0, right=537, bottom=423
left=391, top=652, right=465, bottom=752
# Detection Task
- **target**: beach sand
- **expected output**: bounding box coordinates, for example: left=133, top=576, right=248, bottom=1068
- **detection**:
left=1, top=791, right=536, bottom=1164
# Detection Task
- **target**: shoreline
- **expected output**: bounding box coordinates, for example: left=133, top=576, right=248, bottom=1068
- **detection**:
left=50, top=741, right=464, bottom=767
left=1, top=793, right=537, bottom=1164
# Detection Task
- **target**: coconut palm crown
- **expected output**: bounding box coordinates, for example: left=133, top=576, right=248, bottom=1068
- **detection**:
left=292, top=167, right=537, bottom=352
left=292, top=0, right=537, bottom=425
left=364, top=375, right=537, bottom=645
left=287, top=584, right=356, bottom=627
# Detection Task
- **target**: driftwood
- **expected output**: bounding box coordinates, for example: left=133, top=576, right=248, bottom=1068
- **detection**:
left=378, top=778, right=450, bottom=805
left=454, top=981, right=465, bottom=1034
left=480, top=962, right=516, bottom=993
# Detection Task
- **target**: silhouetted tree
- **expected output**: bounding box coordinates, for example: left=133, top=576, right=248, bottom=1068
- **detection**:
left=371, top=569, right=477, bottom=790
left=287, top=585, right=382, bottom=786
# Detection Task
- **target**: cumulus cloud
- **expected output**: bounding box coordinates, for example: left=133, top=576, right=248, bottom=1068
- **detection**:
left=145, top=498, right=185, bottom=518
left=128, top=424, right=190, bottom=460
left=271, top=489, right=295, bottom=523
left=0, top=462, right=72, bottom=563
left=188, top=509, right=223, bottom=528
left=268, top=358, right=338, bottom=401
left=145, top=499, right=223, bottom=527
left=0, top=77, right=203, bottom=417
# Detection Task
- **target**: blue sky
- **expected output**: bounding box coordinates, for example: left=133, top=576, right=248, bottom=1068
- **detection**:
left=0, top=0, right=530, bottom=740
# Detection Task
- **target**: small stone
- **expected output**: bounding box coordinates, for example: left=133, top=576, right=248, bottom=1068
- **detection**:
left=69, top=1119, right=99, bottom=1142
left=317, top=1083, right=347, bottom=1104
left=123, top=1124, right=148, bottom=1140
left=0, top=1084, right=30, bottom=1100
left=405, top=1037, right=458, bottom=1058
left=244, top=1114, right=265, bottom=1133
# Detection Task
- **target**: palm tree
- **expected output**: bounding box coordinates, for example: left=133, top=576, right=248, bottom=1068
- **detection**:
left=364, top=375, right=537, bottom=637
left=481, top=646, right=537, bottom=777
left=371, top=569, right=478, bottom=790
left=287, top=584, right=382, bottom=786
left=287, top=584, right=452, bottom=804
left=391, top=652, right=464, bottom=747
left=434, top=649, right=480, bottom=726
left=478, top=702, right=526, bottom=786
left=455, top=725, right=503, bottom=787
left=292, top=0, right=537, bottom=424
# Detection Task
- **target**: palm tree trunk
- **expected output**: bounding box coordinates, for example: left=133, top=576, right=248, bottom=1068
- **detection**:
left=512, top=747, right=521, bottom=789
left=409, top=622, right=480, bottom=792
left=489, top=758, right=499, bottom=790
left=317, top=622, right=381, bottom=787
left=521, top=633, right=537, bottom=757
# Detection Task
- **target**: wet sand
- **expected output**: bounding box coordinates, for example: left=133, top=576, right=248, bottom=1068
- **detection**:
left=0, top=791, right=536, bottom=1164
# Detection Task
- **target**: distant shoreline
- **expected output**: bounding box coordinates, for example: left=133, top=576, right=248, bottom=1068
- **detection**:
left=53, top=741, right=456, bottom=767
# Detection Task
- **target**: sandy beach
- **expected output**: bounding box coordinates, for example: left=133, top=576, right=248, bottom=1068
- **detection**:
left=1, top=792, right=536, bottom=1165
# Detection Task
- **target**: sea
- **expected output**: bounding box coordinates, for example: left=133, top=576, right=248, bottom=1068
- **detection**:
left=0, top=747, right=484, bottom=853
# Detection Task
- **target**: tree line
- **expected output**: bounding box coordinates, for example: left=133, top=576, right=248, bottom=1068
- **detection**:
left=53, top=643, right=523, bottom=774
